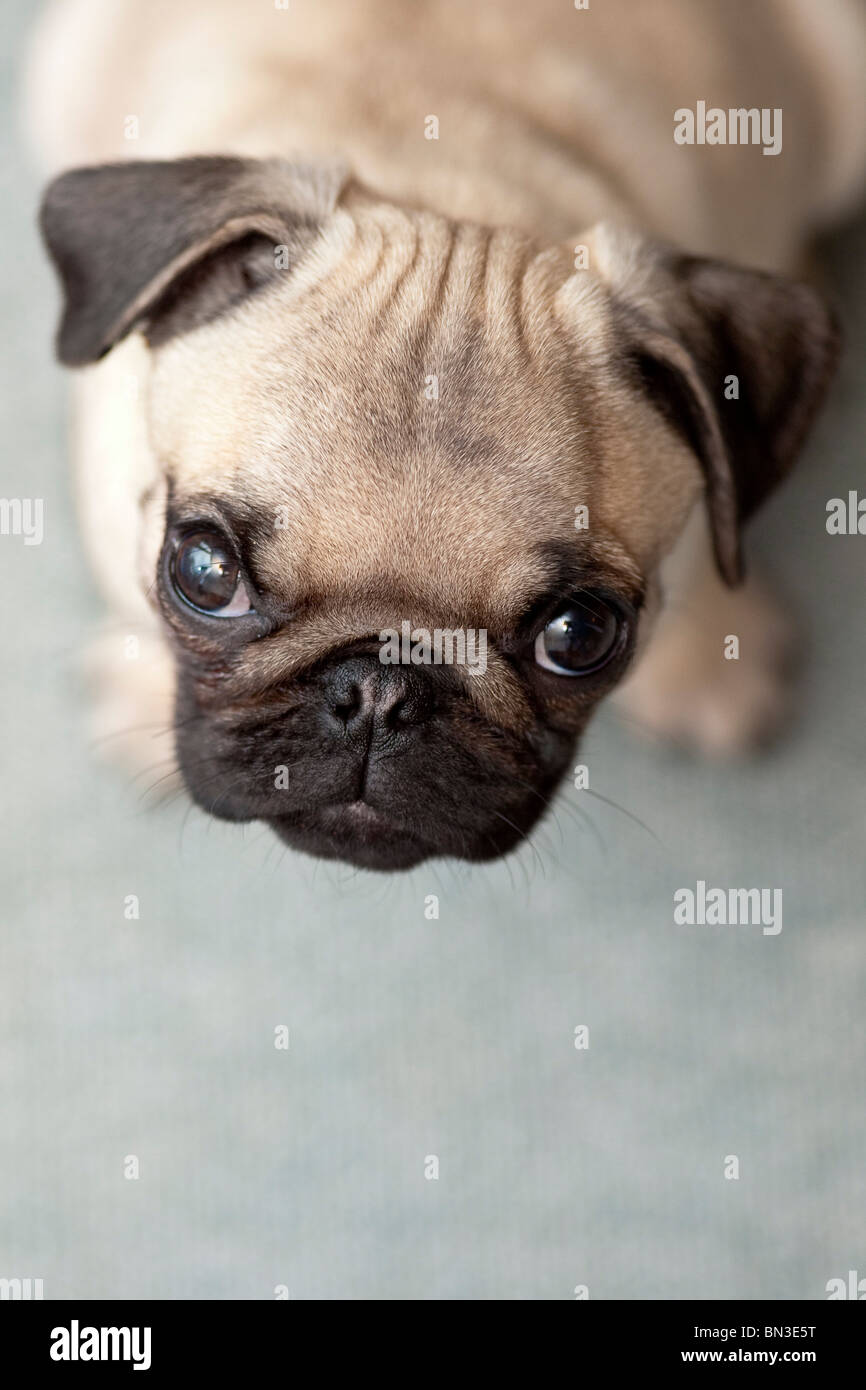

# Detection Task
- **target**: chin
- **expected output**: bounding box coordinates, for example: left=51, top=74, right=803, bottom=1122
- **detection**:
left=266, top=800, right=528, bottom=872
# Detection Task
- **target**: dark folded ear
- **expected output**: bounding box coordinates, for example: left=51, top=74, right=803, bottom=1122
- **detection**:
left=591, top=226, right=840, bottom=585
left=39, top=156, right=346, bottom=366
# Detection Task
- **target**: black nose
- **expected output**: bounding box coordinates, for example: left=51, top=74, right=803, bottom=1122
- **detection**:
left=320, top=655, right=435, bottom=741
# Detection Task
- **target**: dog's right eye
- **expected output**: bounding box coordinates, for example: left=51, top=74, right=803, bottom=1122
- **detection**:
left=171, top=531, right=253, bottom=617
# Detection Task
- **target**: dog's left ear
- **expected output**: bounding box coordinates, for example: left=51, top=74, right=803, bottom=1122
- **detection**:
left=39, top=155, right=346, bottom=366
left=584, top=225, right=840, bottom=585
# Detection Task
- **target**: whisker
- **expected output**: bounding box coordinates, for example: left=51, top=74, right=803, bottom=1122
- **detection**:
left=88, top=722, right=175, bottom=751
left=493, top=810, right=546, bottom=883
left=509, top=773, right=606, bottom=856
left=581, top=786, right=661, bottom=843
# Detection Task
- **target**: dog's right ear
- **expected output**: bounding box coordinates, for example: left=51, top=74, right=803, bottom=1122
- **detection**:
left=39, top=156, right=347, bottom=365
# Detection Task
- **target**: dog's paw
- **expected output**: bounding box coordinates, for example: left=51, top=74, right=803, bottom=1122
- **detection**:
left=613, top=576, right=795, bottom=758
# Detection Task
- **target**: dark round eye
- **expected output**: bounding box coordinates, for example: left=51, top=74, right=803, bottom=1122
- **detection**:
left=534, top=593, right=623, bottom=675
left=172, top=532, right=252, bottom=616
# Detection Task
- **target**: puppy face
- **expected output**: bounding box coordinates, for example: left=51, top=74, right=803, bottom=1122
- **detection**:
left=41, top=158, right=837, bottom=869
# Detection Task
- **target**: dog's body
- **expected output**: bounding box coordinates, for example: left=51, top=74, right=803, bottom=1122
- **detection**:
left=28, top=0, right=866, bottom=257
left=28, top=0, right=866, bottom=867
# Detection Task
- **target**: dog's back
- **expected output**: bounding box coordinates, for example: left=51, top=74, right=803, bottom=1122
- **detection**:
left=26, top=0, right=866, bottom=266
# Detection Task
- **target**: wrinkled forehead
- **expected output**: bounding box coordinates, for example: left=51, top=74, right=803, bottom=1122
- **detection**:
left=149, top=208, right=624, bottom=624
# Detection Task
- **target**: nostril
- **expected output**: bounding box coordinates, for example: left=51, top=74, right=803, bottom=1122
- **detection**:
left=329, top=683, right=362, bottom=726
left=381, top=678, right=434, bottom=730
left=384, top=692, right=409, bottom=730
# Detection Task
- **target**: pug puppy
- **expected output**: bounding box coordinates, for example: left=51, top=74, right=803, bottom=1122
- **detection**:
left=28, top=0, right=866, bottom=869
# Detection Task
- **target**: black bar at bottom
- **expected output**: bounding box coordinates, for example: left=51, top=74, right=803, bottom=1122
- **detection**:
left=0, top=1298, right=862, bottom=1375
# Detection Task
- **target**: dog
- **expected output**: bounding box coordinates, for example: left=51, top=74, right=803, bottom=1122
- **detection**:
left=27, top=0, right=866, bottom=869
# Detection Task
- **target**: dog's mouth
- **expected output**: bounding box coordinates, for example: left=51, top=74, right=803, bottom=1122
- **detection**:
left=327, top=800, right=388, bottom=827
left=267, top=799, right=434, bottom=871
left=265, top=796, right=531, bottom=871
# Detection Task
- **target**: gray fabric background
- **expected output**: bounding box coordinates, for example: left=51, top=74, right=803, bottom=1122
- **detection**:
left=1, top=0, right=864, bottom=1300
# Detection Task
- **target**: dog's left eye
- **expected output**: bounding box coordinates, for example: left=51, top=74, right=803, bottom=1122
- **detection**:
left=172, top=532, right=253, bottom=616
left=534, top=593, right=623, bottom=675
